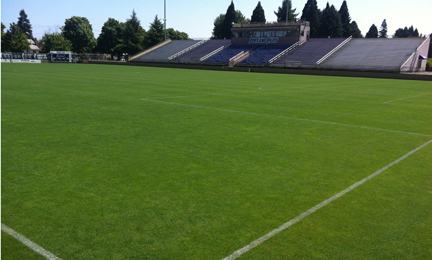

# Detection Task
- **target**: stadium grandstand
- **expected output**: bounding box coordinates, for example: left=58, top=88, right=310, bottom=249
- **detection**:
left=127, top=21, right=430, bottom=73
left=319, top=38, right=430, bottom=72
left=3, top=21, right=430, bottom=72
left=130, top=40, right=200, bottom=63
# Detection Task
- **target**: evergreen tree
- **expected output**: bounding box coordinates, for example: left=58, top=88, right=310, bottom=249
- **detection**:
left=166, top=28, right=190, bottom=40
left=338, top=1, right=351, bottom=37
left=274, top=0, right=298, bottom=23
left=1, top=23, right=6, bottom=52
left=222, top=1, right=237, bottom=39
left=319, top=3, right=343, bottom=38
left=235, top=10, right=250, bottom=24
left=17, top=10, right=33, bottom=39
left=212, top=10, right=249, bottom=39
left=251, top=1, right=266, bottom=23
left=301, top=0, right=320, bottom=38
left=212, top=14, right=226, bottom=39
left=3, top=23, right=30, bottom=52
left=145, top=15, right=165, bottom=47
left=62, top=16, right=97, bottom=53
left=394, top=26, right=420, bottom=38
left=350, top=21, right=363, bottom=38
left=96, top=18, right=124, bottom=54
left=119, top=10, right=146, bottom=54
left=378, top=19, right=388, bottom=38
left=365, top=24, right=378, bottom=38
left=408, top=26, right=414, bottom=37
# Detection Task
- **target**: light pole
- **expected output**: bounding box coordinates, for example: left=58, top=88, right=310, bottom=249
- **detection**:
left=164, top=0, right=167, bottom=41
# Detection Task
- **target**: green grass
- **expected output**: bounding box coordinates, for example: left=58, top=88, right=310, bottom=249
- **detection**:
left=2, top=63, right=432, bottom=259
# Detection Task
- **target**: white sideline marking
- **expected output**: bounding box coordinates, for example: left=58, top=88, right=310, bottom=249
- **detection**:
left=1, top=223, right=62, bottom=260
left=222, top=139, right=432, bottom=260
left=144, top=83, right=357, bottom=100
left=140, top=99, right=432, bottom=137
left=383, top=93, right=431, bottom=104
left=147, top=90, right=259, bottom=100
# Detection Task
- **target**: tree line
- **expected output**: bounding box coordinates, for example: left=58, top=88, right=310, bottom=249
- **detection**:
left=212, top=0, right=429, bottom=40
left=1, top=9, right=190, bottom=56
left=2, top=3, right=430, bottom=54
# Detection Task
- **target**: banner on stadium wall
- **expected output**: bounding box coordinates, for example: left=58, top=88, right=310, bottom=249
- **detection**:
left=249, top=37, right=279, bottom=44
left=1, top=59, right=41, bottom=63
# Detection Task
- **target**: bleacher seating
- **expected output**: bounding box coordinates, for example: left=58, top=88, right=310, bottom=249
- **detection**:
left=124, top=37, right=428, bottom=72
left=174, top=39, right=231, bottom=63
left=133, top=40, right=200, bottom=62
left=238, top=45, right=291, bottom=66
left=203, top=45, right=259, bottom=65
left=274, top=38, right=347, bottom=66
left=321, top=38, right=425, bottom=71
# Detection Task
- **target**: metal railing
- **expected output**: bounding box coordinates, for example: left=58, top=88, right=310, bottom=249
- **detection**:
left=316, top=36, right=352, bottom=65
left=268, top=41, right=301, bottom=64
left=129, top=40, right=172, bottom=61
left=168, top=39, right=209, bottom=61
left=199, top=45, right=229, bottom=62
left=232, top=21, right=310, bottom=28
left=400, top=36, right=430, bottom=71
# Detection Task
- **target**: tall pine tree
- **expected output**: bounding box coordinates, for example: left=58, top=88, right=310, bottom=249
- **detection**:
left=350, top=21, right=363, bottom=38
left=1, top=23, right=6, bottom=52
left=221, top=1, right=236, bottom=39
left=120, top=10, right=146, bottom=54
left=212, top=10, right=249, bottom=39
left=212, top=14, right=225, bottom=39
left=145, top=16, right=165, bottom=47
left=365, top=24, right=378, bottom=38
left=251, top=1, right=266, bottom=23
left=338, top=1, right=351, bottom=37
left=394, top=26, right=420, bottom=38
left=3, top=23, right=30, bottom=52
left=17, top=10, right=33, bottom=39
left=319, top=3, right=343, bottom=38
left=378, top=19, right=388, bottom=38
left=274, top=0, right=298, bottom=23
left=301, top=0, right=320, bottom=38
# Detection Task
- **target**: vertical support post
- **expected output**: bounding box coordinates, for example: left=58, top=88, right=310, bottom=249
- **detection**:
left=164, top=0, right=167, bottom=41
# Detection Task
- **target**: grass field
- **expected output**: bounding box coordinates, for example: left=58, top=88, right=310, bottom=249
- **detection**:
left=1, top=63, right=432, bottom=259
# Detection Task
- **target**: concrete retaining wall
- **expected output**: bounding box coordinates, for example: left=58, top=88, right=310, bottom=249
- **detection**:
left=90, top=60, right=432, bottom=81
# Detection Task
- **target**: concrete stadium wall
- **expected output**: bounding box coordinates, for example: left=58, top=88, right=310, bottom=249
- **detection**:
left=401, top=38, right=431, bottom=72
left=90, top=60, right=432, bottom=81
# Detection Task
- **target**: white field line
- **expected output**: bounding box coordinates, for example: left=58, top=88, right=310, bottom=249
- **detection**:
left=383, top=93, right=431, bottom=104
left=222, top=139, right=432, bottom=260
left=143, top=83, right=354, bottom=100
left=1, top=223, right=62, bottom=260
left=140, top=99, right=432, bottom=137
left=146, top=90, right=260, bottom=100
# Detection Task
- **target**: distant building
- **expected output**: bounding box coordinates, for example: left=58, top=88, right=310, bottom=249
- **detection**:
left=231, top=21, right=310, bottom=45
left=27, top=39, right=40, bottom=53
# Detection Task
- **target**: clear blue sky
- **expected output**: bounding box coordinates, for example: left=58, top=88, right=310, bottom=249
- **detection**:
left=1, top=0, right=431, bottom=40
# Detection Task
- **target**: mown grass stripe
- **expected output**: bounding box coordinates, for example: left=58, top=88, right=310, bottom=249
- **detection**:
left=222, top=139, right=432, bottom=260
